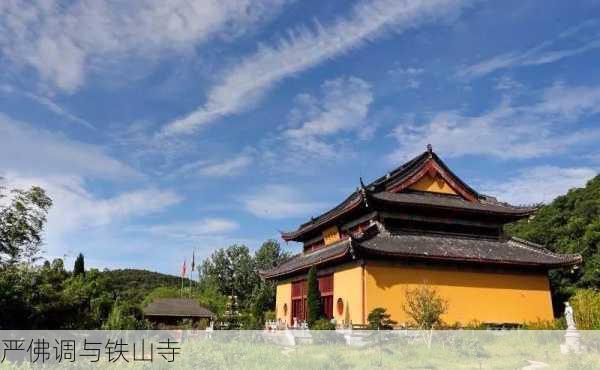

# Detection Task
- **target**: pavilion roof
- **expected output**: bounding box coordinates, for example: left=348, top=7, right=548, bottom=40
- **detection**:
left=143, top=298, right=215, bottom=318
left=265, top=226, right=581, bottom=280
left=370, top=191, right=533, bottom=216
left=282, top=148, right=534, bottom=242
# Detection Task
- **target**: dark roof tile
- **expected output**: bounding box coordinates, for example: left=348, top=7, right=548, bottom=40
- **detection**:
left=262, top=239, right=351, bottom=279
left=357, top=233, right=581, bottom=267
left=371, top=191, right=534, bottom=215
left=143, top=299, right=215, bottom=318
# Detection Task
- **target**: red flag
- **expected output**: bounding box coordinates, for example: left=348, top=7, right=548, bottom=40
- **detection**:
left=181, top=259, right=187, bottom=278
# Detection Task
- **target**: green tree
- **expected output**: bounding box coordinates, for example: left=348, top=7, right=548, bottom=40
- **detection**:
left=73, top=253, right=85, bottom=276
left=250, top=240, right=290, bottom=325
left=403, top=285, right=448, bottom=329
left=367, top=307, right=397, bottom=329
left=103, top=302, right=150, bottom=329
left=0, top=182, right=52, bottom=265
left=254, top=240, right=289, bottom=271
left=197, top=280, right=228, bottom=319
left=201, top=244, right=259, bottom=309
left=306, top=265, right=321, bottom=327
left=507, top=175, right=600, bottom=314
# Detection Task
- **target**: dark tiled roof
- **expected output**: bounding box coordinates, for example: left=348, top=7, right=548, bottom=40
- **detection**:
left=281, top=192, right=363, bottom=241
left=265, top=231, right=581, bottom=279
left=371, top=191, right=534, bottom=216
left=356, top=233, right=582, bottom=267
left=281, top=149, right=531, bottom=241
left=143, top=299, right=215, bottom=318
left=368, top=151, right=478, bottom=196
left=262, top=239, right=351, bottom=279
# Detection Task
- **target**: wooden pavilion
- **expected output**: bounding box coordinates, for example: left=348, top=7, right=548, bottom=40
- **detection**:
left=143, top=298, right=215, bottom=329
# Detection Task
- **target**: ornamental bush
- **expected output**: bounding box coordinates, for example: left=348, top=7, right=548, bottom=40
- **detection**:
left=403, top=285, right=448, bottom=329
left=570, top=289, right=600, bottom=329
left=312, top=318, right=335, bottom=330
left=367, top=307, right=397, bottom=329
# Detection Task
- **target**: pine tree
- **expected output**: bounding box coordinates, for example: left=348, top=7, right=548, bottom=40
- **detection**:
left=73, top=253, right=85, bottom=276
left=306, top=265, right=321, bottom=327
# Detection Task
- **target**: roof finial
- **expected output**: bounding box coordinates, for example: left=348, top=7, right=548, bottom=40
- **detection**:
left=426, top=143, right=432, bottom=153
left=359, top=177, right=366, bottom=188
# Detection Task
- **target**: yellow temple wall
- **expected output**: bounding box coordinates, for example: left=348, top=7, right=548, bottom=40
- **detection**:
left=365, top=262, right=554, bottom=326
left=408, top=174, right=457, bottom=195
left=275, top=282, right=291, bottom=324
left=333, top=265, right=365, bottom=325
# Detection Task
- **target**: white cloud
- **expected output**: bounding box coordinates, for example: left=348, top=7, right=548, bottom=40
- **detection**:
left=142, top=218, right=239, bottom=240
left=161, top=0, right=471, bottom=136
left=481, top=166, right=597, bottom=205
left=533, top=83, right=600, bottom=120
left=0, top=113, right=181, bottom=247
left=197, top=155, right=253, bottom=177
left=0, top=113, right=136, bottom=179
left=2, top=174, right=182, bottom=237
left=387, top=83, right=600, bottom=162
left=0, top=0, right=289, bottom=92
left=282, top=76, right=373, bottom=157
left=241, top=185, right=327, bottom=219
left=494, top=76, right=524, bottom=91
left=458, top=21, right=600, bottom=79
left=388, top=66, right=424, bottom=89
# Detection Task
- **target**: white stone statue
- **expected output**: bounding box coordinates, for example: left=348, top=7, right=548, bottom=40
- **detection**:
left=560, top=301, right=582, bottom=354
left=564, top=302, right=576, bottom=330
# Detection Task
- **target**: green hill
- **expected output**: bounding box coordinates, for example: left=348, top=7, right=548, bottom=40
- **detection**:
left=507, top=175, right=600, bottom=312
left=95, top=268, right=197, bottom=304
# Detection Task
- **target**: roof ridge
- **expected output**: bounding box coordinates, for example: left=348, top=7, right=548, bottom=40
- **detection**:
left=508, top=237, right=582, bottom=260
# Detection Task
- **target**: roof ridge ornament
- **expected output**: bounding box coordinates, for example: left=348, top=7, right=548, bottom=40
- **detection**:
left=427, top=143, right=433, bottom=153
left=359, top=177, right=369, bottom=207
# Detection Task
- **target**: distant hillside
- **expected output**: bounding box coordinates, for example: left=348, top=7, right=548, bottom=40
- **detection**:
left=96, top=269, right=197, bottom=304
left=507, top=175, right=600, bottom=312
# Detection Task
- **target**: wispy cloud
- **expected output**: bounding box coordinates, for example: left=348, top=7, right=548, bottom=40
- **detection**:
left=0, top=0, right=290, bottom=92
left=481, top=166, right=597, bottom=205
left=161, top=0, right=471, bottom=136
left=281, top=76, right=373, bottom=158
left=142, top=218, right=239, bottom=240
left=387, top=82, right=600, bottom=162
left=197, top=155, right=253, bottom=177
left=0, top=113, right=136, bottom=179
left=3, top=174, right=181, bottom=237
left=458, top=20, right=600, bottom=79
left=387, top=66, right=424, bottom=89
left=0, top=84, right=94, bottom=129
left=241, top=185, right=327, bottom=219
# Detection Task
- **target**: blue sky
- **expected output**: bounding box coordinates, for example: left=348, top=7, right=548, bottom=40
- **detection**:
left=1, top=0, right=599, bottom=275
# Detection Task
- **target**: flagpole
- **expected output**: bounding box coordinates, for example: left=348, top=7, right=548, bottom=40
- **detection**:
left=180, top=258, right=186, bottom=298
left=190, top=248, right=196, bottom=298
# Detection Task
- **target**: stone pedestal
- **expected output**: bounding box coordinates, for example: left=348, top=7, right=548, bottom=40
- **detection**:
left=560, top=328, right=582, bottom=354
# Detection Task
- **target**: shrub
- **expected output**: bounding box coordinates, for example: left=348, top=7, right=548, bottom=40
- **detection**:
left=570, top=289, right=600, bottom=329
left=264, top=310, right=276, bottom=321
left=367, top=307, right=397, bottom=329
left=403, top=285, right=448, bottom=329
left=523, top=318, right=565, bottom=330
left=311, top=318, right=336, bottom=330
left=306, top=266, right=321, bottom=327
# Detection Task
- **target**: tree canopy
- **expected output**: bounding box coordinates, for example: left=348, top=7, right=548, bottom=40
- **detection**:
left=507, top=175, right=600, bottom=313
left=73, top=253, right=85, bottom=276
left=0, top=181, right=52, bottom=265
